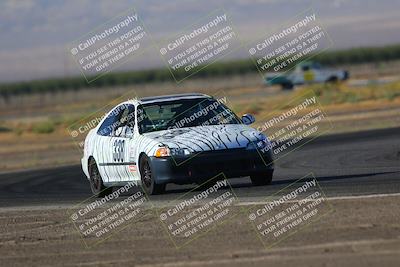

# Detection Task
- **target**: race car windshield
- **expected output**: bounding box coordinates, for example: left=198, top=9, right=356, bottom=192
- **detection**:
left=138, top=98, right=241, bottom=134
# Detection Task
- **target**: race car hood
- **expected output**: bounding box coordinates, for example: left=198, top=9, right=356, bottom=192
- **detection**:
left=142, top=124, right=265, bottom=153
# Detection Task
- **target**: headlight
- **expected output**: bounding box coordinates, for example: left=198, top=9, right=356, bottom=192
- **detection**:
left=246, top=136, right=271, bottom=152
left=246, top=141, right=265, bottom=150
left=170, top=147, right=191, bottom=156
left=154, top=146, right=191, bottom=157
left=246, top=142, right=258, bottom=150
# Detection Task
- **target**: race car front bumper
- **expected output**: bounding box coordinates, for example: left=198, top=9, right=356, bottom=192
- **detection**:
left=148, top=148, right=274, bottom=184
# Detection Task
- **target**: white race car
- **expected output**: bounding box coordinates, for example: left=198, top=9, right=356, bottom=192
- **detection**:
left=81, top=93, right=274, bottom=196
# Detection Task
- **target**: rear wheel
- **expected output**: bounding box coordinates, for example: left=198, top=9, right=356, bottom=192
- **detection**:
left=89, top=158, right=112, bottom=197
left=343, top=71, right=349, bottom=80
left=140, top=155, right=166, bottom=195
left=250, top=170, right=274, bottom=186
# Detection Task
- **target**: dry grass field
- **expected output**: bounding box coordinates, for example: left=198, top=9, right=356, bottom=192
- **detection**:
left=1, top=65, right=400, bottom=172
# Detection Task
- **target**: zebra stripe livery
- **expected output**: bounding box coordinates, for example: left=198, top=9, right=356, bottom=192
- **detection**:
left=81, top=93, right=271, bottom=187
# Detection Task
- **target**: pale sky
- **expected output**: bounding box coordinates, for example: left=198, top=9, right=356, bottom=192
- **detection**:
left=0, top=0, right=399, bottom=82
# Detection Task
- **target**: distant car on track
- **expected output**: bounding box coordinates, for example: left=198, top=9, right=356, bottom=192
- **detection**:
left=81, top=93, right=274, bottom=196
left=265, top=61, right=349, bottom=90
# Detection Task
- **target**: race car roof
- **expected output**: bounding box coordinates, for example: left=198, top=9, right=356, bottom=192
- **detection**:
left=138, top=93, right=210, bottom=104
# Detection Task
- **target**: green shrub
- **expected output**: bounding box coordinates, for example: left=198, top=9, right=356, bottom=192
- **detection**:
left=1, top=44, right=400, bottom=97
left=14, top=128, right=23, bottom=136
left=32, top=121, right=55, bottom=134
left=0, top=125, right=11, bottom=133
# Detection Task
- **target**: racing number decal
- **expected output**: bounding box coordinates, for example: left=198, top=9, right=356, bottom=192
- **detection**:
left=113, top=139, right=125, bottom=162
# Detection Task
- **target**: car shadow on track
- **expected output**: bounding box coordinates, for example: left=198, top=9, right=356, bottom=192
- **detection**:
left=150, top=171, right=400, bottom=200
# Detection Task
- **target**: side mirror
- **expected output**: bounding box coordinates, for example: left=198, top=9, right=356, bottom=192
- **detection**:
left=242, top=114, right=255, bottom=125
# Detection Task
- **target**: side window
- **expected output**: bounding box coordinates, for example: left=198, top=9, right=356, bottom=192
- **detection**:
left=114, top=104, right=135, bottom=137
left=136, top=105, right=152, bottom=134
left=313, top=63, right=321, bottom=69
left=97, top=106, right=121, bottom=136
left=119, top=107, right=130, bottom=127
left=118, top=104, right=135, bottom=133
left=97, top=104, right=135, bottom=136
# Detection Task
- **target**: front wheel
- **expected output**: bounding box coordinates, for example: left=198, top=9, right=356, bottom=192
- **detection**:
left=140, top=155, right=166, bottom=195
left=250, top=170, right=274, bottom=186
left=326, top=76, right=338, bottom=83
left=281, top=82, right=294, bottom=90
left=89, top=158, right=112, bottom=197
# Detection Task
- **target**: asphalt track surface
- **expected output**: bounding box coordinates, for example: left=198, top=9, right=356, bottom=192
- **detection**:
left=0, top=127, right=399, bottom=208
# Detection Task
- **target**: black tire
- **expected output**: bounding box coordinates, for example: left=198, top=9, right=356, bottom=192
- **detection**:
left=250, top=170, right=274, bottom=186
left=281, top=82, right=294, bottom=90
left=343, top=71, right=349, bottom=80
left=140, top=155, right=166, bottom=195
left=89, top=158, right=112, bottom=197
left=326, top=76, right=338, bottom=83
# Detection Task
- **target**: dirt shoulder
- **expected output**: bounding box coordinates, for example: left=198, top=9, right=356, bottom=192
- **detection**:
left=0, top=195, right=399, bottom=267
